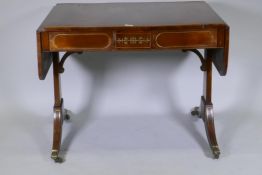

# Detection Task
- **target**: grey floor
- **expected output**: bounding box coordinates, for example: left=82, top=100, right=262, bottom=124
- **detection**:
left=1, top=0, right=262, bottom=174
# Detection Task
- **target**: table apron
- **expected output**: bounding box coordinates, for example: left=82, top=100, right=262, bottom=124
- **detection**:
left=48, top=29, right=219, bottom=51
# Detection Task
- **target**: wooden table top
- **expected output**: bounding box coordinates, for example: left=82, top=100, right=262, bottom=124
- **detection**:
left=38, top=2, right=227, bottom=31
left=37, top=1, right=229, bottom=80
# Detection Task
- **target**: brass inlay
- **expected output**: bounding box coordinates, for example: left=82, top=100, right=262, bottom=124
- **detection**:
left=115, top=33, right=151, bottom=48
left=116, top=36, right=151, bottom=45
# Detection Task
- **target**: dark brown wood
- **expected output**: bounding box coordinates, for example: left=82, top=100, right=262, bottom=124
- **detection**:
left=52, top=53, right=62, bottom=106
left=38, top=2, right=226, bottom=30
left=191, top=49, right=220, bottom=158
left=155, top=30, right=217, bottom=48
left=37, top=2, right=229, bottom=79
left=204, top=50, right=213, bottom=103
left=210, top=27, right=230, bottom=76
left=51, top=53, right=65, bottom=162
left=49, top=32, right=112, bottom=51
left=36, top=32, right=52, bottom=80
left=36, top=2, right=230, bottom=161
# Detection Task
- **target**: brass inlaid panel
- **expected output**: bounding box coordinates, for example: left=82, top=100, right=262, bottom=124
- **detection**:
left=49, top=33, right=112, bottom=51
left=155, top=30, right=217, bottom=48
left=115, top=33, right=151, bottom=48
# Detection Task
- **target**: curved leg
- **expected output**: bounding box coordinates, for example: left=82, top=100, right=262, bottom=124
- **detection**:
left=51, top=100, right=70, bottom=162
left=51, top=53, right=71, bottom=163
left=51, top=100, right=64, bottom=162
left=191, top=101, right=220, bottom=159
left=203, top=104, right=220, bottom=158
left=191, top=49, right=220, bottom=159
left=195, top=97, right=220, bottom=158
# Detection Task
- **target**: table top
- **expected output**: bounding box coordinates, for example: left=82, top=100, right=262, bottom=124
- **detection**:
left=38, top=1, right=227, bottom=31
left=37, top=1, right=229, bottom=80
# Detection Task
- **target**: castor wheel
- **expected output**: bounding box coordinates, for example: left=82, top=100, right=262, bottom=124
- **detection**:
left=65, top=114, right=70, bottom=121
left=211, top=145, right=220, bottom=159
left=64, top=109, right=70, bottom=121
left=191, top=106, right=201, bottom=118
left=51, top=150, right=63, bottom=163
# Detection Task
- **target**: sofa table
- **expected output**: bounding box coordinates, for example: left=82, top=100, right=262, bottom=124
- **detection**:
left=36, top=2, right=229, bottom=162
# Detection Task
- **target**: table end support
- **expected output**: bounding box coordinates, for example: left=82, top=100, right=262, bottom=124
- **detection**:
left=191, top=49, right=220, bottom=159
left=51, top=52, right=72, bottom=163
left=191, top=97, right=220, bottom=159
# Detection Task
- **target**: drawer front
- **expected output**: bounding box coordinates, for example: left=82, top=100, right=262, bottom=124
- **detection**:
left=155, top=30, right=217, bottom=48
left=49, top=33, right=112, bottom=51
left=48, top=30, right=217, bottom=51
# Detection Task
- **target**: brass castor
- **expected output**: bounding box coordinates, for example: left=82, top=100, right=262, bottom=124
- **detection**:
left=51, top=150, right=63, bottom=163
left=192, top=98, right=221, bottom=159
left=191, top=106, right=201, bottom=118
left=211, top=145, right=220, bottom=159
left=64, top=109, right=70, bottom=121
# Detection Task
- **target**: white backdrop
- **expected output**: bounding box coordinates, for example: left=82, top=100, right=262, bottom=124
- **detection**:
left=1, top=0, right=262, bottom=174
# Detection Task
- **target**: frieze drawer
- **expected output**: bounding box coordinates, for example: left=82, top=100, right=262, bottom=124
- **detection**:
left=155, top=30, right=218, bottom=48
left=49, top=32, right=112, bottom=51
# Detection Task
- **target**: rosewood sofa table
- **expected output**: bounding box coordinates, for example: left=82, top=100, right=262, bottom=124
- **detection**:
left=36, top=2, right=229, bottom=162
